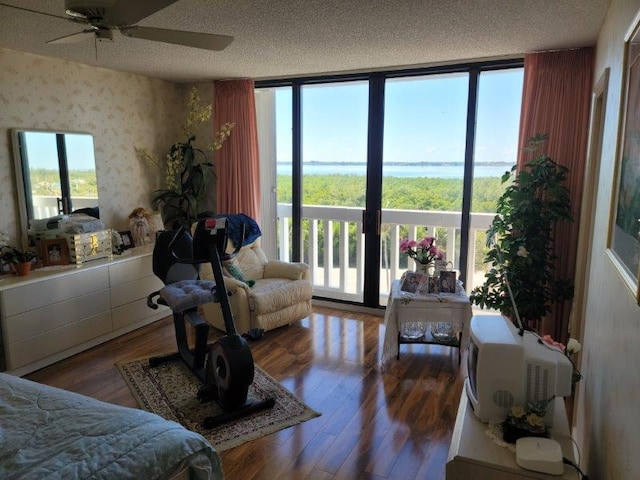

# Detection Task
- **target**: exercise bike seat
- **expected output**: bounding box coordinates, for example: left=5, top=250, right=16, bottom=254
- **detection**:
left=159, top=279, right=219, bottom=313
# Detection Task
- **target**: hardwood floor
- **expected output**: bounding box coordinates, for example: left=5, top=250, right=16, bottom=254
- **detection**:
left=26, top=306, right=466, bottom=480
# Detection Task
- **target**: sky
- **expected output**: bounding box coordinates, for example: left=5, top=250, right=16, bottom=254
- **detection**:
left=22, top=131, right=96, bottom=171
left=274, top=68, right=524, bottom=165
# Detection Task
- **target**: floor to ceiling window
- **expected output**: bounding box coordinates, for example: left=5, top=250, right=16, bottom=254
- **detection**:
left=255, top=61, right=523, bottom=308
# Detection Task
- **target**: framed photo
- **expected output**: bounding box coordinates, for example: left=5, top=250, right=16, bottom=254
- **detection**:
left=119, top=231, right=134, bottom=250
left=439, top=270, right=457, bottom=294
left=401, top=271, right=428, bottom=294
left=608, top=11, right=640, bottom=304
left=42, top=238, right=69, bottom=266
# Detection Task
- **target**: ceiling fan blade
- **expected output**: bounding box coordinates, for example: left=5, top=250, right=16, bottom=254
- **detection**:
left=120, top=26, right=233, bottom=51
left=0, top=2, right=68, bottom=21
left=105, top=0, right=179, bottom=26
left=47, top=30, right=94, bottom=44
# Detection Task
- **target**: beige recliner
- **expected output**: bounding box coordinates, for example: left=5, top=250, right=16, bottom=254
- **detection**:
left=198, top=238, right=312, bottom=334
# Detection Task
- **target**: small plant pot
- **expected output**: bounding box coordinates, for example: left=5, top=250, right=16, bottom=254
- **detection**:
left=502, top=421, right=548, bottom=444
left=13, top=262, right=32, bottom=276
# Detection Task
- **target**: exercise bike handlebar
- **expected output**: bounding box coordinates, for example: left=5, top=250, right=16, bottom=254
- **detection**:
left=167, top=222, right=245, bottom=266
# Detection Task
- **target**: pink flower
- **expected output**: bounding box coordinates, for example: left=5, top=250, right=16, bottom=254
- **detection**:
left=542, top=334, right=566, bottom=351
left=400, top=235, right=444, bottom=264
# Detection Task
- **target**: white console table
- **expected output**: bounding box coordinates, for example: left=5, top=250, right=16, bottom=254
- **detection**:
left=0, top=245, right=169, bottom=376
left=446, top=390, right=579, bottom=479
left=382, top=279, right=472, bottom=365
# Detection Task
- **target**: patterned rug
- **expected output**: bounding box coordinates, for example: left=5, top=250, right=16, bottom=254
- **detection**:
left=117, top=354, right=320, bottom=451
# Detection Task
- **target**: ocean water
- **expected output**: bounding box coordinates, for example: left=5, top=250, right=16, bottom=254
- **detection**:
left=277, top=162, right=512, bottom=178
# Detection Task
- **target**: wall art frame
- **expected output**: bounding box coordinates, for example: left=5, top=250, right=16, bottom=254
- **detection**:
left=608, top=9, right=640, bottom=305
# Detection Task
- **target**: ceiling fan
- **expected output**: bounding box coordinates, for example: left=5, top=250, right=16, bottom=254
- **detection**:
left=0, top=0, right=233, bottom=51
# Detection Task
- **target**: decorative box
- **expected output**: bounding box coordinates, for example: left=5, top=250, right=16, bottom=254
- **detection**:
left=65, top=230, right=113, bottom=265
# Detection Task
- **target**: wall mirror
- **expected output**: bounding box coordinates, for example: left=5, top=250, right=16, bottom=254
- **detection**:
left=11, top=129, right=99, bottom=248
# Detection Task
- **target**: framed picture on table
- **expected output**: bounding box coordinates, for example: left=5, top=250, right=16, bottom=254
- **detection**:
left=401, top=272, right=428, bottom=294
left=439, top=270, right=457, bottom=294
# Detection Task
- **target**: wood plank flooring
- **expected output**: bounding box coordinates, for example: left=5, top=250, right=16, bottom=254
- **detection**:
left=25, top=306, right=465, bottom=480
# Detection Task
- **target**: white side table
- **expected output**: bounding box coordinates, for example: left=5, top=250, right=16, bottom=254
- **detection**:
left=381, top=279, right=472, bottom=365
left=446, top=390, right=579, bottom=479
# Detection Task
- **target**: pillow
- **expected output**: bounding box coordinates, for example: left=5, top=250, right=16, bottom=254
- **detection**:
left=223, top=258, right=255, bottom=287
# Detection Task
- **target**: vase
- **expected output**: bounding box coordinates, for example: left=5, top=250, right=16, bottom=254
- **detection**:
left=414, top=261, right=435, bottom=277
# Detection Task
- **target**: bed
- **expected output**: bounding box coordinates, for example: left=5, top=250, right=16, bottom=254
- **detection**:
left=0, top=373, right=223, bottom=480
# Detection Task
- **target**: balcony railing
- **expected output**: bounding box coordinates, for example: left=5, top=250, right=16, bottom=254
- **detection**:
left=277, top=203, right=494, bottom=304
left=31, top=196, right=99, bottom=220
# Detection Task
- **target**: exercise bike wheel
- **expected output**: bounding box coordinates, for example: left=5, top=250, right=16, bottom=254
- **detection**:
left=207, top=334, right=255, bottom=411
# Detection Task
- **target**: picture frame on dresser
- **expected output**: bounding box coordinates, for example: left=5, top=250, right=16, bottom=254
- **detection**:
left=119, top=231, right=134, bottom=250
left=41, top=238, right=69, bottom=266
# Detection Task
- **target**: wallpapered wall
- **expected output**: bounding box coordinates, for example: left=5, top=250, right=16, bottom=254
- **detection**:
left=0, top=47, right=199, bottom=245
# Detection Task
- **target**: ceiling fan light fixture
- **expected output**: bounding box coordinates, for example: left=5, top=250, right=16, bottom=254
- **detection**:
left=64, top=0, right=111, bottom=21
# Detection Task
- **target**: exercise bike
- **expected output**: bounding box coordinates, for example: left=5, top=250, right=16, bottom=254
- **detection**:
left=147, top=216, right=274, bottom=428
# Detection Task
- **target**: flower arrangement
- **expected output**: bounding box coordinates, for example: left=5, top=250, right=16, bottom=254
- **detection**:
left=503, top=398, right=551, bottom=443
left=137, top=87, right=234, bottom=229
left=399, top=236, right=444, bottom=265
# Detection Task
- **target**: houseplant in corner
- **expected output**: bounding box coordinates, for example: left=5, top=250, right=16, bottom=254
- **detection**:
left=469, top=134, right=574, bottom=330
left=137, top=87, right=234, bottom=229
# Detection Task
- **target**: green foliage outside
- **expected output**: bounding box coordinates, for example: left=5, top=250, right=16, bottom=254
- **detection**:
left=29, top=169, right=98, bottom=197
left=278, top=174, right=511, bottom=269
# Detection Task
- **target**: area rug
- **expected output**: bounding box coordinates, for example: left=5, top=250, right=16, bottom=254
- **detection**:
left=117, top=354, right=320, bottom=451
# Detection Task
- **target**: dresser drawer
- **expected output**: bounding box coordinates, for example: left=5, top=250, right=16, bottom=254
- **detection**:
left=1, top=268, right=109, bottom=317
left=4, top=311, right=112, bottom=370
left=109, top=255, right=154, bottom=285
left=3, top=290, right=111, bottom=343
left=110, top=275, right=164, bottom=308
left=112, top=298, right=169, bottom=331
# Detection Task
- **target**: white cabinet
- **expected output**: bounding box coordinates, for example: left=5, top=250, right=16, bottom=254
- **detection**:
left=0, top=246, right=169, bottom=376
left=109, top=254, right=166, bottom=331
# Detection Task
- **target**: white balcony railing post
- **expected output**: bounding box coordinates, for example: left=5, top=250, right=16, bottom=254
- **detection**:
left=276, top=203, right=493, bottom=302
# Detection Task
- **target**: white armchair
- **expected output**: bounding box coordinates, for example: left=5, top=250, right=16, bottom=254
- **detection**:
left=198, top=238, right=312, bottom=334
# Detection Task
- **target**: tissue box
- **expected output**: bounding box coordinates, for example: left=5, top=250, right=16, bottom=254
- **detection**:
left=65, top=230, right=112, bottom=265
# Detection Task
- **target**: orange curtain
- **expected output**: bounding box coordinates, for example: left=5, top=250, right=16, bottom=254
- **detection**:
left=213, top=79, right=261, bottom=223
left=517, top=48, right=594, bottom=343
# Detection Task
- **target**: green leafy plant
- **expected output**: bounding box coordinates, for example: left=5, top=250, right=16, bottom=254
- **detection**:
left=137, top=87, right=234, bottom=229
left=1, top=245, right=37, bottom=264
left=469, top=134, right=574, bottom=329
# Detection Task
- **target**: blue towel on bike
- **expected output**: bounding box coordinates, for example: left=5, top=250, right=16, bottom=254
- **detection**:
left=215, top=214, right=261, bottom=247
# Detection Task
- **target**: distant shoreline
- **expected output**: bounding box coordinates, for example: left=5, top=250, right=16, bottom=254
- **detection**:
left=278, top=161, right=513, bottom=167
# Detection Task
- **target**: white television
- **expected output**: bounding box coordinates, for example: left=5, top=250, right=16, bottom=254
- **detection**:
left=464, top=315, right=573, bottom=425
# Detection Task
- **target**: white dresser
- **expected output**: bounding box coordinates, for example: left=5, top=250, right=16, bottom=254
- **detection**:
left=0, top=246, right=169, bottom=376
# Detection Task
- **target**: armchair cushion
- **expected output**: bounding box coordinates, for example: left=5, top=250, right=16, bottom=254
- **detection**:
left=264, top=260, right=308, bottom=280
left=198, top=238, right=312, bottom=333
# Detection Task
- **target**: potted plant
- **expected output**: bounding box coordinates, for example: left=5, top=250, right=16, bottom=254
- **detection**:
left=469, top=134, right=574, bottom=330
left=137, top=87, right=234, bottom=229
left=1, top=245, right=37, bottom=276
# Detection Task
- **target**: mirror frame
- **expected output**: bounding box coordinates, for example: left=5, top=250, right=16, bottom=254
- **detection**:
left=11, top=128, right=98, bottom=249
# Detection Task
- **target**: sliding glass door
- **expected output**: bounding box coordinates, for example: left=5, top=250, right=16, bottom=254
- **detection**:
left=256, top=61, right=523, bottom=308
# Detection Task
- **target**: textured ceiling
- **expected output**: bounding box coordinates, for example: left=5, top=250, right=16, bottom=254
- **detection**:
left=0, top=0, right=610, bottom=83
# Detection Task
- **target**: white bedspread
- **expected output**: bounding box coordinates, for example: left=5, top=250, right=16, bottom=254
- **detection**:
left=0, top=373, right=223, bottom=480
